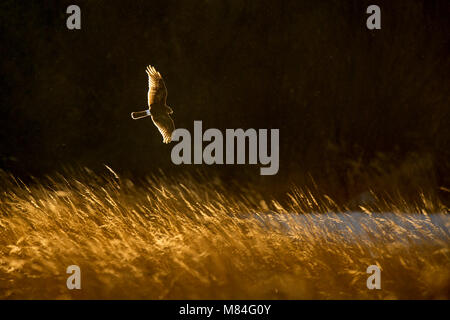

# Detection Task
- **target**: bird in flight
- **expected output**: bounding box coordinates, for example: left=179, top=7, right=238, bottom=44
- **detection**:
left=131, top=65, right=175, bottom=144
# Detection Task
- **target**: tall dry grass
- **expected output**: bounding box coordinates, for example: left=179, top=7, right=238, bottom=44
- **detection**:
left=0, top=168, right=448, bottom=299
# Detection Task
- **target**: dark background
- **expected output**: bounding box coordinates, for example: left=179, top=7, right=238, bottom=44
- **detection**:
left=0, top=0, right=449, bottom=201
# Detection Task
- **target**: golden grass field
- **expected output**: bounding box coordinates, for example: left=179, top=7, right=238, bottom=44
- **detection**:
left=0, top=168, right=448, bottom=299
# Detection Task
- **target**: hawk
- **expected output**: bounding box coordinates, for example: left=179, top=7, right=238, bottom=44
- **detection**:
left=131, top=65, right=175, bottom=144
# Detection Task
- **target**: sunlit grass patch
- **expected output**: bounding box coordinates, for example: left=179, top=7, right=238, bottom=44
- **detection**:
left=0, top=168, right=448, bottom=299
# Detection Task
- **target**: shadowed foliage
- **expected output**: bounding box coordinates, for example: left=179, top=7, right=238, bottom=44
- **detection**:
left=0, top=0, right=448, bottom=204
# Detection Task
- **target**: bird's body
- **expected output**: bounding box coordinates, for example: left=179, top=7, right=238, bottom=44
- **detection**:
left=131, top=65, right=175, bottom=143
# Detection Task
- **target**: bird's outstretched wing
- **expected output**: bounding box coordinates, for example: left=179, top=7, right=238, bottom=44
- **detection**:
left=146, top=65, right=167, bottom=106
left=151, top=114, right=175, bottom=144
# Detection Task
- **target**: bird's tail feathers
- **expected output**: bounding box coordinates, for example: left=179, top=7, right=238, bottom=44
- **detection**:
left=131, top=109, right=151, bottom=120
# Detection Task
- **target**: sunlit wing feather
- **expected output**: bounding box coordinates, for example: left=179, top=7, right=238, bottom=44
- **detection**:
left=146, top=65, right=167, bottom=106
left=151, top=114, right=175, bottom=144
